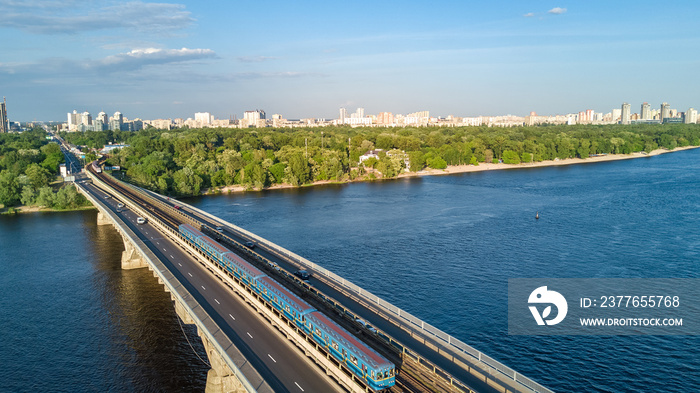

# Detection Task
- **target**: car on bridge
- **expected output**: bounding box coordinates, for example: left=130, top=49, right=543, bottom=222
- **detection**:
left=294, top=269, right=311, bottom=280
left=136, top=217, right=146, bottom=224
left=245, top=241, right=256, bottom=249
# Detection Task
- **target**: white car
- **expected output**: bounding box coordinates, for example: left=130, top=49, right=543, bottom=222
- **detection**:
left=136, top=217, right=146, bottom=224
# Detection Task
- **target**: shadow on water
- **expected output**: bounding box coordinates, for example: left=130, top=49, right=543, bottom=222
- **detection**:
left=0, top=210, right=207, bottom=392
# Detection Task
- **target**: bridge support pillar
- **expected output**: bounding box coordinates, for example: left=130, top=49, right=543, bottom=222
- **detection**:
left=174, top=299, right=195, bottom=325
left=200, top=332, right=246, bottom=393
left=121, top=238, right=147, bottom=270
left=97, top=211, right=111, bottom=226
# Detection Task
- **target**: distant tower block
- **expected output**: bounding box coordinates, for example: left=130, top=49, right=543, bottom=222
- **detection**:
left=0, top=97, right=8, bottom=133
left=621, top=102, right=631, bottom=125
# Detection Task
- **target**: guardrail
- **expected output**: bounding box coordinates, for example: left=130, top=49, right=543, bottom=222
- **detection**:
left=160, top=192, right=553, bottom=393
left=80, top=174, right=272, bottom=393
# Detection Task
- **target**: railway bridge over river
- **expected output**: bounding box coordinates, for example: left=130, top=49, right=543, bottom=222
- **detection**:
left=73, top=163, right=553, bottom=393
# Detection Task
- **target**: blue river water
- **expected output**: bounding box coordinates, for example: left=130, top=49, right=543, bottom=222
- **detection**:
left=2, top=149, right=699, bottom=392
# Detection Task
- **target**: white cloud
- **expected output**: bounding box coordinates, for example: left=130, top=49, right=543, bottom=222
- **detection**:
left=523, top=12, right=535, bottom=18
left=548, top=7, right=567, bottom=15
left=237, top=56, right=278, bottom=63
left=0, top=1, right=194, bottom=34
left=95, top=48, right=217, bottom=71
left=0, top=47, right=217, bottom=80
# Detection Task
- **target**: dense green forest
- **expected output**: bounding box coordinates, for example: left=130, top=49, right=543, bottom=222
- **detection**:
left=0, top=129, right=88, bottom=210
left=61, top=123, right=700, bottom=197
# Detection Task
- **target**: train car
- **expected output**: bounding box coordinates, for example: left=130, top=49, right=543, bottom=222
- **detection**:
left=306, top=311, right=395, bottom=390
left=180, top=223, right=204, bottom=243
left=178, top=224, right=395, bottom=391
left=221, top=252, right=266, bottom=290
left=257, top=276, right=315, bottom=328
left=91, top=161, right=102, bottom=173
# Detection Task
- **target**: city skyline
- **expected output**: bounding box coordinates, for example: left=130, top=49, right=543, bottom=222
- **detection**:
left=2, top=0, right=700, bottom=121
left=53, top=99, right=697, bottom=132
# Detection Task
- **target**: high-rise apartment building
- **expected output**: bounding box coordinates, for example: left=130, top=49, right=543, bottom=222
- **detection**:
left=661, top=102, right=670, bottom=120
left=621, top=103, right=631, bottom=124
left=81, top=111, right=92, bottom=126
left=110, top=111, right=124, bottom=131
left=0, top=97, right=8, bottom=133
left=194, top=112, right=213, bottom=125
left=339, top=107, right=347, bottom=122
left=641, top=102, right=651, bottom=120
left=97, top=111, right=108, bottom=125
left=612, top=108, right=621, bottom=122
left=686, top=108, right=698, bottom=124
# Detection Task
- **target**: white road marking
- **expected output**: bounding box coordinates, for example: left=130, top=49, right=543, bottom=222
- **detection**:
left=214, top=299, right=220, bottom=304
left=178, top=263, right=182, bottom=267
left=246, top=332, right=253, bottom=339
left=229, top=314, right=236, bottom=321
left=268, top=354, right=277, bottom=363
left=201, top=285, right=206, bottom=290
left=170, top=255, right=174, bottom=259
left=163, top=248, right=166, bottom=252
left=188, top=273, right=193, bottom=277
left=294, top=382, right=304, bottom=391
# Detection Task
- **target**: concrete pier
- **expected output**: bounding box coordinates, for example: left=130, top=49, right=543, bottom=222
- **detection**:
left=121, top=239, right=147, bottom=269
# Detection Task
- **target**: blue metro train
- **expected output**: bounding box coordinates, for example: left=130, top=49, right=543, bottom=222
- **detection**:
left=179, top=223, right=395, bottom=391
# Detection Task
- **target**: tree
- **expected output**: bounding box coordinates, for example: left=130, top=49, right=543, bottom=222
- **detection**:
left=21, top=186, right=36, bottom=206
left=427, top=156, right=447, bottom=169
left=408, top=151, right=425, bottom=172
left=173, top=167, right=203, bottom=196
left=35, top=186, right=54, bottom=208
left=501, top=150, right=521, bottom=164
left=286, top=153, right=310, bottom=186
left=25, top=163, right=53, bottom=191
left=268, top=163, right=286, bottom=184
left=0, top=170, right=21, bottom=206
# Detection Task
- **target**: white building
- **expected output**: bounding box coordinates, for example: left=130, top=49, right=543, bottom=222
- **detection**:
left=194, top=112, right=213, bottom=125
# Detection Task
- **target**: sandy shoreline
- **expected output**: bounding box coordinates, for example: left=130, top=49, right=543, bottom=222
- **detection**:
left=210, top=145, right=700, bottom=194
left=400, top=145, right=700, bottom=178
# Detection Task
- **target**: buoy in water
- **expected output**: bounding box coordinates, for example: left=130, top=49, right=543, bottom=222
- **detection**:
left=535, top=211, right=540, bottom=219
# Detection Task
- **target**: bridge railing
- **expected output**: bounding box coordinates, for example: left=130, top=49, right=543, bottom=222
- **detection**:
left=81, top=174, right=272, bottom=393
left=131, top=184, right=553, bottom=393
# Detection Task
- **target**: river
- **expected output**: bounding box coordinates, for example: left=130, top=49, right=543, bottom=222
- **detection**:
left=2, top=149, right=699, bottom=392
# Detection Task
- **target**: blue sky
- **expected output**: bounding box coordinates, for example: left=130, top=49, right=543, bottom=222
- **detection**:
left=2, top=0, right=699, bottom=121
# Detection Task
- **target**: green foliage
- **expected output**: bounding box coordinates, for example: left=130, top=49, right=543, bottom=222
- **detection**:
left=24, top=163, right=53, bottom=190
left=268, top=162, right=286, bottom=183
left=54, top=123, right=700, bottom=195
left=427, top=156, right=447, bottom=169
left=0, top=170, right=21, bottom=206
left=502, top=150, right=521, bottom=164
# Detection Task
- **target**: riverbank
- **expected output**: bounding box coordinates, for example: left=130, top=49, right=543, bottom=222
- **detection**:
left=402, top=145, right=700, bottom=178
left=208, top=146, right=700, bottom=195
left=0, top=205, right=95, bottom=215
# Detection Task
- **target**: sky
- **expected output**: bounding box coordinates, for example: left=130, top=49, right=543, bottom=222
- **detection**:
left=2, top=0, right=700, bottom=121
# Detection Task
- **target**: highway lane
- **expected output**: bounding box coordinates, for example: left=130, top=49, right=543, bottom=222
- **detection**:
left=81, top=182, right=343, bottom=393
left=160, top=196, right=501, bottom=393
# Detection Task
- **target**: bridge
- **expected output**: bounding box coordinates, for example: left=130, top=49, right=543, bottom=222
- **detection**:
left=72, top=159, right=553, bottom=393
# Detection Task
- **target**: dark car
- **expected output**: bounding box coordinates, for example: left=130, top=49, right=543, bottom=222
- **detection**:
left=245, top=241, right=256, bottom=249
left=294, top=270, right=311, bottom=280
